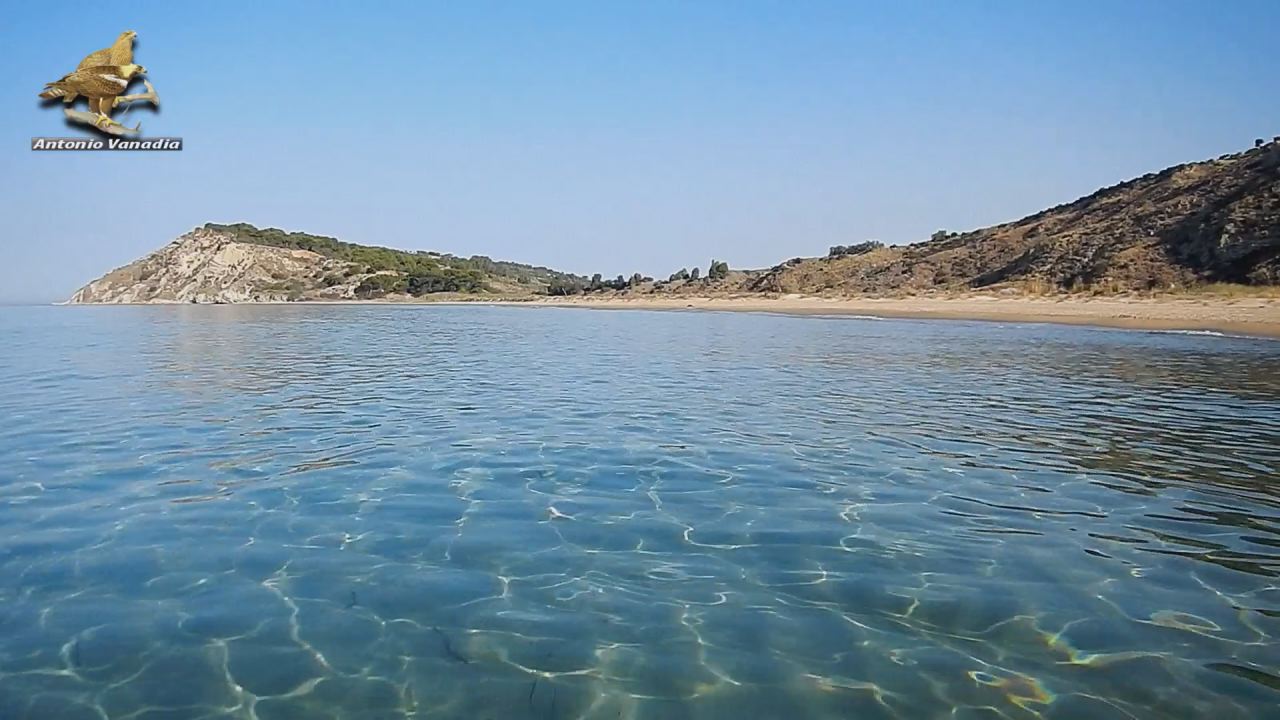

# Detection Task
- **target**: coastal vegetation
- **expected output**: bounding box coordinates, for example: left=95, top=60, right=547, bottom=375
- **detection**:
left=70, top=138, right=1279, bottom=304
left=547, top=261, right=729, bottom=297
left=828, top=241, right=885, bottom=258
left=205, top=223, right=585, bottom=298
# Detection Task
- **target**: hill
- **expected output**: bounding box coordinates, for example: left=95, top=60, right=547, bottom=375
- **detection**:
left=68, top=138, right=1280, bottom=304
left=67, top=223, right=587, bottom=303
left=608, top=138, right=1280, bottom=298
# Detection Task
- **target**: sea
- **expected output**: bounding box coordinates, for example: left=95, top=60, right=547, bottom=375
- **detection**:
left=0, top=304, right=1277, bottom=719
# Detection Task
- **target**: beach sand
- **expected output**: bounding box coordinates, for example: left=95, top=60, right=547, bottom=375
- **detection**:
left=72, top=293, right=1280, bottom=338
left=510, top=294, right=1280, bottom=338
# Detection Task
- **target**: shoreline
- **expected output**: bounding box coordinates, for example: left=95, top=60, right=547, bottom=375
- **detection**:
left=58, top=294, right=1280, bottom=338
left=516, top=295, right=1280, bottom=338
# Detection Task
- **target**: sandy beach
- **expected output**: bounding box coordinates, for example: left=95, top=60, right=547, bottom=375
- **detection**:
left=64, top=293, right=1280, bottom=338
left=509, top=294, right=1280, bottom=338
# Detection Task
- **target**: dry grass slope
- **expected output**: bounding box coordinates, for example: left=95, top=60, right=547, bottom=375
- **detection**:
left=740, top=139, right=1280, bottom=297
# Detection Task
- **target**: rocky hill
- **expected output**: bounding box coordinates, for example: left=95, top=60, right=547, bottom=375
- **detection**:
left=68, top=224, right=586, bottom=304
left=632, top=138, right=1280, bottom=297
left=70, top=139, right=1280, bottom=304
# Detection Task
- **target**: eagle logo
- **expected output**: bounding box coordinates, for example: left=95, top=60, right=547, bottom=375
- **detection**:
left=38, top=31, right=160, bottom=137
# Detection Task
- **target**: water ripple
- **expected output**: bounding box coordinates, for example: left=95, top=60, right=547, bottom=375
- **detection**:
left=0, top=305, right=1277, bottom=719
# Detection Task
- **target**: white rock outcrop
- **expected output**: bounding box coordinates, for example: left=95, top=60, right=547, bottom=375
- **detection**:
left=67, top=228, right=353, bottom=304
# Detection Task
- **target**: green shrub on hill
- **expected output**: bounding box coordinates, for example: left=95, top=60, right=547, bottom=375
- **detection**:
left=206, top=223, right=585, bottom=296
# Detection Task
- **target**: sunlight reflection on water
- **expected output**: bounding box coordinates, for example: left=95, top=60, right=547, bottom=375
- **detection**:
left=0, top=305, right=1277, bottom=719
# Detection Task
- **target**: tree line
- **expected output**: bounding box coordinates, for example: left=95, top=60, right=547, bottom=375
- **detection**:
left=206, top=222, right=591, bottom=299
left=547, top=259, right=731, bottom=296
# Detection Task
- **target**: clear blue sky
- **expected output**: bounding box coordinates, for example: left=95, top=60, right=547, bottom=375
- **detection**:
left=1, top=1, right=1277, bottom=303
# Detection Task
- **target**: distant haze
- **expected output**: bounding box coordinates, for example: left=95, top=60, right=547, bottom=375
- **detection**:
left=2, top=1, right=1277, bottom=303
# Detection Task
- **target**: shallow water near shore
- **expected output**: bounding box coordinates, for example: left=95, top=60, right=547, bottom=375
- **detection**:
left=1, top=304, right=1278, bottom=719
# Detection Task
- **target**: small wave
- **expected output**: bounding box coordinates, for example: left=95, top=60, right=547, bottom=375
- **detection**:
left=789, top=313, right=887, bottom=321
left=1143, top=329, right=1273, bottom=341
left=1151, top=329, right=1227, bottom=337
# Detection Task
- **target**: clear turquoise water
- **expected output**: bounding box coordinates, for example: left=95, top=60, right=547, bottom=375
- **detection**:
left=1, top=305, right=1278, bottom=720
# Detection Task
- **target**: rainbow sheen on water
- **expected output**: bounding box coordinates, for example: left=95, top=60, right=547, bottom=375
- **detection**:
left=1, top=305, right=1277, bottom=719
